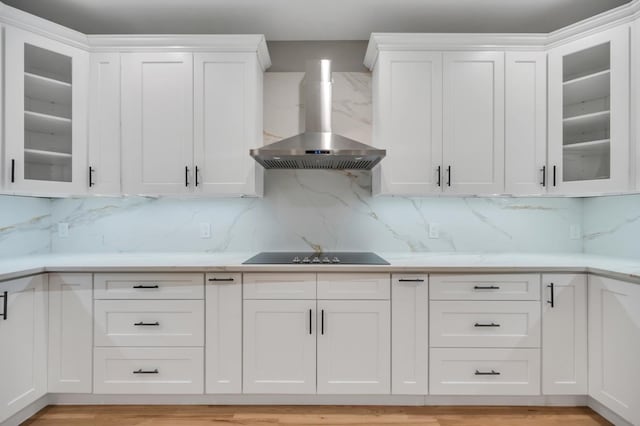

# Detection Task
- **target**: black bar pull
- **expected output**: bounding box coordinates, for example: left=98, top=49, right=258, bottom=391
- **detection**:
left=475, top=370, right=500, bottom=376
left=1, top=291, right=7, bottom=320
left=185, top=166, right=189, bottom=187
left=10, top=159, right=15, bottom=183
left=398, top=278, right=425, bottom=282
left=133, top=369, right=159, bottom=374
left=321, top=309, right=325, bottom=335
left=134, top=321, right=160, bottom=326
left=547, top=282, right=555, bottom=308
left=133, top=284, right=159, bottom=289
left=473, top=285, right=500, bottom=290
left=89, top=166, right=95, bottom=187
left=540, top=165, right=546, bottom=187
left=208, top=277, right=234, bottom=282
left=553, top=165, right=557, bottom=187
left=195, top=166, right=199, bottom=187
left=437, top=166, right=441, bottom=187
left=447, top=166, right=452, bottom=187
left=309, top=309, right=312, bottom=335
left=474, top=322, right=500, bottom=327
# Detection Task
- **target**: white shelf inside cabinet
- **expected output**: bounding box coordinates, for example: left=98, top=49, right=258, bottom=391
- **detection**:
left=563, top=110, right=610, bottom=134
left=24, top=111, right=72, bottom=136
left=24, top=72, right=72, bottom=105
left=563, top=70, right=610, bottom=105
left=25, top=148, right=72, bottom=166
left=563, top=139, right=610, bottom=153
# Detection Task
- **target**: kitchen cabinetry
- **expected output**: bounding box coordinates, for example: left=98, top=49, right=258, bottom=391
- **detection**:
left=48, top=273, right=93, bottom=393
left=588, top=275, right=640, bottom=425
left=205, top=273, right=242, bottom=394
left=541, top=274, right=587, bottom=395
left=4, top=26, right=89, bottom=195
left=391, top=275, right=428, bottom=395
left=505, top=52, right=547, bottom=195
left=548, top=25, right=630, bottom=194
left=0, top=275, right=47, bottom=423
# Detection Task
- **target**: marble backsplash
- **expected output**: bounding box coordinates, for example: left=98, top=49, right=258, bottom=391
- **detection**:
left=0, top=195, right=50, bottom=257
left=583, top=194, right=640, bottom=259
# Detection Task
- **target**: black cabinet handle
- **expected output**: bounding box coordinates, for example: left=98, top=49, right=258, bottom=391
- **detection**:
left=1, top=291, right=7, bottom=320
left=474, top=322, right=500, bottom=327
left=553, top=165, right=557, bottom=187
left=195, top=166, right=199, bottom=187
left=540, top=165, right=546, bottom=187
left=10, top=159, right=15, bottom=183
left=133, top=369, right=159, bottom=374
left=321, top=309, right=325, bottom=335
left=309, top=309, right=312, bottom=335
left=437, top=166, right=441, bottom=187
left=208, top=278, right=234, bottom=282
left=473, top=285, right=500, bottom=290
left=134, top=321, right=160, bottom=326
left=547, top=283, right=555, bottom=308
left=398, top=278, right=425, bottom=282
left=133, top=284, right=159, bottom=289
left=89, top=166, right=95, bottom=187
left=447, top=166, right=452, bottom=187
left=475, top=370, right=500, bottom=376
left=185, top=166, right=189, bottom=187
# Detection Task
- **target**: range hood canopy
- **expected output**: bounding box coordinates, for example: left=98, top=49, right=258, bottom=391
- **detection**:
left=251, top=59, right=386, bottom=170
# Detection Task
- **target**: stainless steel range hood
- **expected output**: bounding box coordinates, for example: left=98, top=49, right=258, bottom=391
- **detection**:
left=250, top=59, right=386, bottom=170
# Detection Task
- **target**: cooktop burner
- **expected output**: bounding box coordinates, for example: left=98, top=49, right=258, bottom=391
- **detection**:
left=243, top=252, right=389, bottom=265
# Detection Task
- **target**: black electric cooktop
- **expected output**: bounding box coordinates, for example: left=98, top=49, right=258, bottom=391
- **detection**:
left=243, top=252, right=389, bottom=265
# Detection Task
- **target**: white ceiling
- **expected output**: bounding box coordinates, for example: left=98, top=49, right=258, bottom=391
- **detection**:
left=3, top=0, right=632, bottom=40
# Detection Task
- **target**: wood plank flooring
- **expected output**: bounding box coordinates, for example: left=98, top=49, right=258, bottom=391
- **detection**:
left=22, top=405, right=612, bottom=426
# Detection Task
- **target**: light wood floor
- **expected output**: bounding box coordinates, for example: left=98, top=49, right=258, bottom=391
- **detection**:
left=22, top=405, right=612, bottom=426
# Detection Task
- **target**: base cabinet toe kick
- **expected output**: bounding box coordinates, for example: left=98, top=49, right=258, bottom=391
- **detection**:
left=1, top=271, right=639, bottom=425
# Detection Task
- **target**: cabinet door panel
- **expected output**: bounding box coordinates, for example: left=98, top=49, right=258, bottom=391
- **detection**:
left=317, top=300, right=390, bottom=394
left=443, top=51, right=505, bottom=194
left=122, top=52, right=193, bottom=194
left=505, top=52, right=547, bottom=195
left=372, top=51, right=443, bottom=195
left=243, top=300, right=316, bottom=394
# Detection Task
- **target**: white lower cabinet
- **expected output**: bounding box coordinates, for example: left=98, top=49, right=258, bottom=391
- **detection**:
left=243, top=299, right=317, bottom=394
left=48, top=273, right=93, bottom=393
left=0, top=275, right=47, bottom=423
left=205, top=273, right=242, bottom=394
left=391, top=275, right=428, bottom=395
left=588, top=275, right=640, bottom=425
left=430, top=348, right=540, bottom=395
left=93, top=347, right=204, bottom=394
left=541, top=274, right=587, bottom=395
left=317, top=300, right=390, bottom=394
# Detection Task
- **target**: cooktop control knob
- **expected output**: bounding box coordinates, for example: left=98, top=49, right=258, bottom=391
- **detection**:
left=312, top=257, right=321, bottom=263
left=322, top=257, right=331, bottom=263
left=302, top=257, right=311, bottom=263
left=292, top=256, right=301, bottom=263
left=332, top=257, right=340, bottom=263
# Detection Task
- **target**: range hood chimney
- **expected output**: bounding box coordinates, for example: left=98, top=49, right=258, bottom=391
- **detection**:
left=250, top=59, right=386, bottom=170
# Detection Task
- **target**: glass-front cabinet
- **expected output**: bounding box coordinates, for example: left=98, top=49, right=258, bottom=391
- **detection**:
left=548, top=25, right=630, bottom=194
left=4, top=26, right=88, bottom=194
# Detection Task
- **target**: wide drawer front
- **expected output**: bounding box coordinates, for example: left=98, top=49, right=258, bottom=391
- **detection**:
left=94, top=300, right=204, bottom=347
left=243, top=273, right=316, bottom=300
left=94, top=273, right=204, bottom=299
left=430, top=301, right=541, bottom=348
left=430, top=348, right=540, bottom=395
left=430, top=274, right=540, bottom=301
left=93, top=347, right=204, bottom=394
left=317, top=273, right=390, bottom=300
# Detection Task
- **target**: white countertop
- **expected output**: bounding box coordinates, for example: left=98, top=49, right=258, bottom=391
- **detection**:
left=1, top=252, right=640, bottom=283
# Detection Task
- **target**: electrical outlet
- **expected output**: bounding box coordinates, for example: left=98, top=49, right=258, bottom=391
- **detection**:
left=429, top=223, right=440, bottom=239
left=58, top=223, right=69, bottom=238
left=199, top=222, right=211, bottom=239
left=570, top=224, right=582, bottom=240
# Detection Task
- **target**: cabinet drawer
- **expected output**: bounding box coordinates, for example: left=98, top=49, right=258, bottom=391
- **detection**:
left=243, top=273, right=316, bottom=299
left=94, top=273, right=204, bottom=299
left=430, top=274, right=540, bottom=300
left=93, top=347, right=204, bottom=394
left=317, top=273, right=390, bottom=300
left=430, top=301, right=540, bottom=348
left=430, top=348, right=540, bottom=395
left=94, top=300, right=204, bottom=347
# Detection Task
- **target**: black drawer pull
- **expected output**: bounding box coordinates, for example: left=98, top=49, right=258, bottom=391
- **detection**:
left=547, top=283, right=555, bottom=308
left=474, top=322, right=500, bottom=327
left=133, top=284, right=159, bottom=289
left=398, top=278, right=425, bottom=282
left=133, top=369, right=159, bottom=374
left=475, top=369, right=500, bottom=376
left=473, top=285, right=500, bottom=290
left=1, top=291, right=7, bottom=320
left=134, top=321, right=160, bottom=326
left=209, top=278, right=234, bottom=282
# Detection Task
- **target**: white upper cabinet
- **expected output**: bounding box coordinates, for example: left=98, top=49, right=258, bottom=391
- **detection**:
left=442, top=51, right=505, bottom=195
left=4, top=26, right=89, bottom=195
left=634, top=18, right=640, bottom=191
left=194, top=53, right=263, bottom=196
left=88, top=53, right=121, bottom=195
left=505, top=52, right=547, bottom=195
left=121, top=52, right=194, bottom=195
left=372, top=51, right=443, bottom=196
left=548, top=25, right=630, bottom=195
